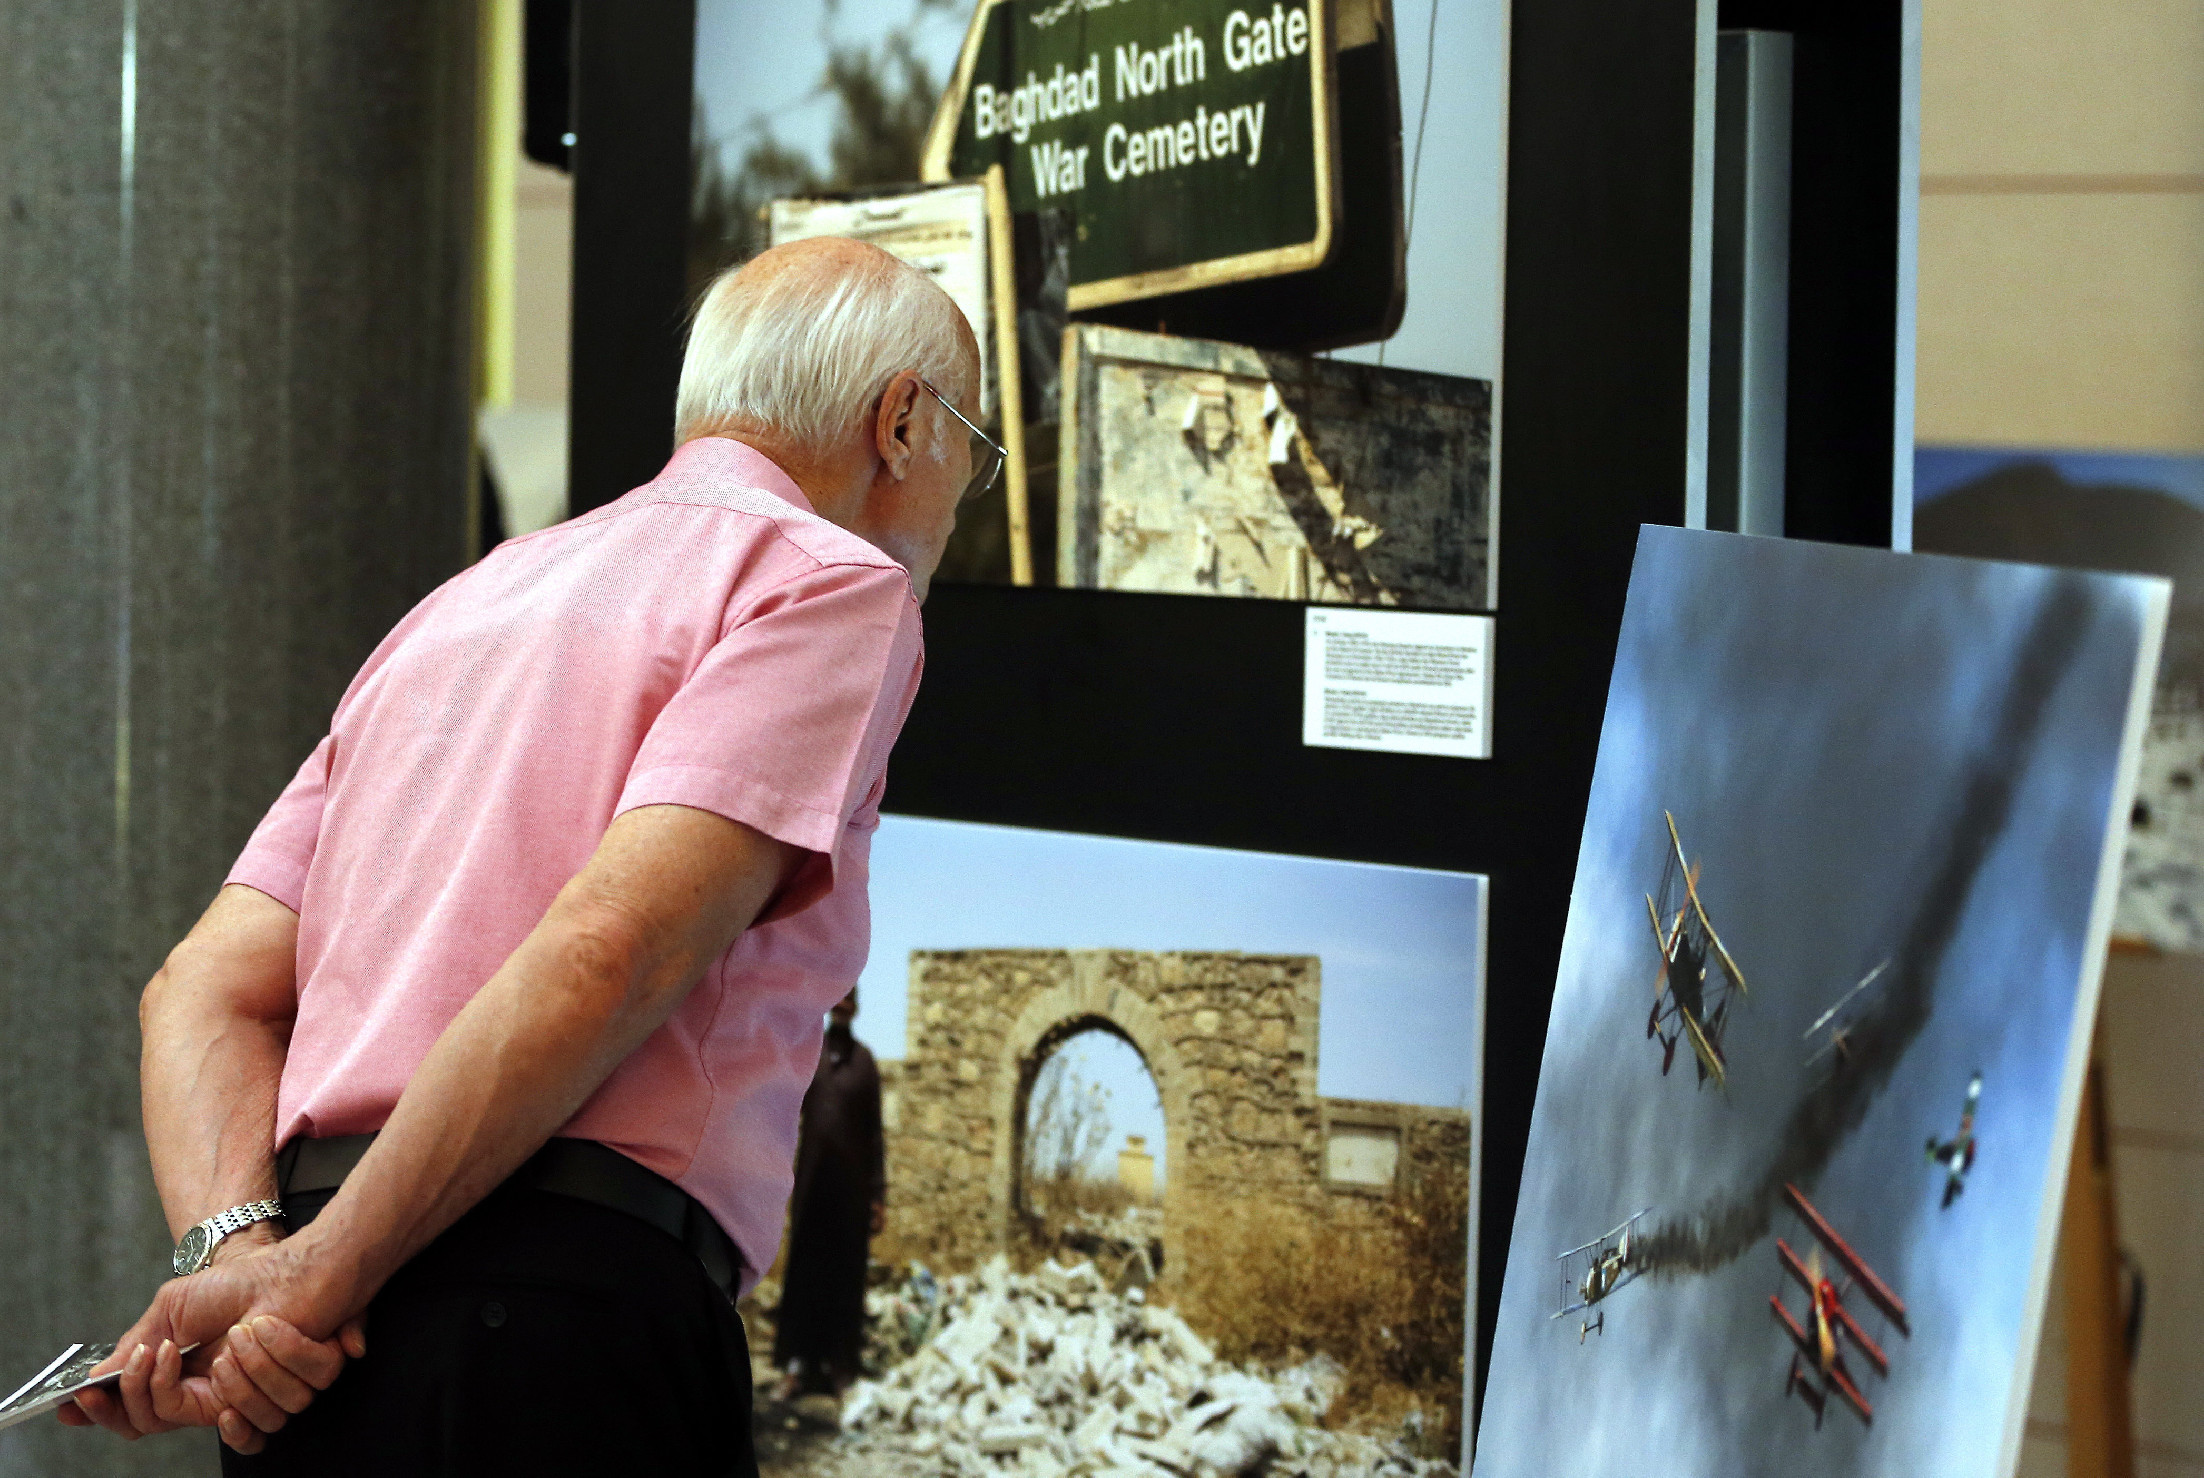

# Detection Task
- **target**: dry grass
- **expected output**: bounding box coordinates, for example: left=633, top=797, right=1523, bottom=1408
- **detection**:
left=1025, top=1172, right=1147, bottom=1221
left=1169, top=1161, right=1468, bottom=1453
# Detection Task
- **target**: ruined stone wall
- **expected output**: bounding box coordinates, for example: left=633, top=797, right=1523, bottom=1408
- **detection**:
left=883, top=949, right=1323, bottom=1279
left=1320, top=1097, right=1474, bottom=1194
left=881, top=948, right=1475, bottom=1286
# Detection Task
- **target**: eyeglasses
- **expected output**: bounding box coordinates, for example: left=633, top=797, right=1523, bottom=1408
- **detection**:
left=917, top=376, right=1007, bottom=503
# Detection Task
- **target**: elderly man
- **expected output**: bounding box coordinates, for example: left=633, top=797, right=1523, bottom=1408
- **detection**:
left=64, top=237, right=989, bottom=1475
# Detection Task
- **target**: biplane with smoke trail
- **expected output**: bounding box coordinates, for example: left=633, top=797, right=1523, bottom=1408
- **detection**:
left=1552, top=1209, right=1650, bottom=1341
left=1644, top=811, right=1748, bottom=1088
left=1802, top=959, right=1892, bottom=1070
left=1769, top=1183, right=1910, bottom=1426
left=1926, top=1071, right=1983, bottom=1208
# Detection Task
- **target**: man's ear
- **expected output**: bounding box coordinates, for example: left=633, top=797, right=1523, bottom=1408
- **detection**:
left=873, top=373, right=922, bottom=482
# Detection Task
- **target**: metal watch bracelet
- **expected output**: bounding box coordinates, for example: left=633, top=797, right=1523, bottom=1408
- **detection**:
left=171, top=1200, right=284, bottom=1277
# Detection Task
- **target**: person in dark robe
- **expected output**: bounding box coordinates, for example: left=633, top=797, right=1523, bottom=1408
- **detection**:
left=772, top=988, right=885, bottom=1397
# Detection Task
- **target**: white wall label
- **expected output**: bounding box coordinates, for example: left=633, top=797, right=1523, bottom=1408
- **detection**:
left=1302, top=608, right=1495, bottom=759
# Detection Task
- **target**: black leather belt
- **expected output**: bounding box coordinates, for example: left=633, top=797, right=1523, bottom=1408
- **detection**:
left=275, top=1133, right=742, bottom=1301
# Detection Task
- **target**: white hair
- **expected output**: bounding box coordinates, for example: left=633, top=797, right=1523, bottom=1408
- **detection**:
left=674, top=244, right=976, bottom=453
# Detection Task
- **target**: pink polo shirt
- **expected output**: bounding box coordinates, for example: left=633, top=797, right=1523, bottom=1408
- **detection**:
left=225, top=437, right=923, bottom=1288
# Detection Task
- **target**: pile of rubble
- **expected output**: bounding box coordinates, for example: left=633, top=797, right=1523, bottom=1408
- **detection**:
left=1046, top=1205, right=1165, bottom=1292
left=839, top=1257, right=1456, bottom=1478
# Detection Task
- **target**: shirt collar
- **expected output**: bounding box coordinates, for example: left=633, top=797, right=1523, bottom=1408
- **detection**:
left=646, top=436, right=818, bottom=516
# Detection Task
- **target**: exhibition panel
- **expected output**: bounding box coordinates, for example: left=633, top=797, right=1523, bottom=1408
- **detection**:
left=565, top=0, right=1923, bottom=1450
left=1477, top=529, right=2163, bottom=1475
left=6, top=0, right=2112, bottom=1468
left=1914, top=449, right=2204, bottom=953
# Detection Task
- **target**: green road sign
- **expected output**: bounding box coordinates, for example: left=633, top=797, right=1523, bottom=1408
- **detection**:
left=924, top=0, right=1336, bottom=311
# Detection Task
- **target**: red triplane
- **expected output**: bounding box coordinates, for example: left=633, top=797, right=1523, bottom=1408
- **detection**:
left=1768, top=1183, right=1910, bottom=1426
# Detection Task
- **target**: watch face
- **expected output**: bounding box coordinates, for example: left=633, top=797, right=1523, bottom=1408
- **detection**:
left=173, top=1224, right=211, bottom=1277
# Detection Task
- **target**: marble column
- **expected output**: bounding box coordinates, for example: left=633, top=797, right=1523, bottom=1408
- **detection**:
left=0, top=3, right=476, bottom=1472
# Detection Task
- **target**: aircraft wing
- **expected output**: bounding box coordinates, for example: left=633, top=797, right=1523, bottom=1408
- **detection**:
left=1775, top=1238, right=1815, bottom=1297
left=1667, top=814, right=1748, bottom=995
left=1663, top=811, right=1692, bottom=879
left=1783, top=1184, right=1910, bottom=1334
left=1557, top=1210, right=1649, bottom=1262
left=1832, top=1299, right=1891, bottom=1376
left=1687, top=887, right=1749, bottom=997
left=1777, top=1243, right=1892, bottom=1375
left=1802, top=961, right=1889, bottom=1041
left=1826, top=1363, right=1875, bottom=1424
left=1680, top=1006, right=1727, bottom=1088
left=1645, top=892, right=1671, bottom=959
left=1645, top=894, right=1685, bottom=1003
left=1768, top=1295, right=1816, bottom=1361
left=1770, top=1297, right=1875, bottom=1424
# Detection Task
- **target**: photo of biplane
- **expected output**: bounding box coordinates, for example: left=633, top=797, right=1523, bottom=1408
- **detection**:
left=1803, top=959, right=1892, bottom=1069
left=1552, top=1210, right=1650, bottom=1341
left=1644, top=811, right=1748, bottom=1087
left=1769, top=1184, right=1910, bottom=1427
left=1927, top=1071, right=1983, bottom=1208
left=1476, top=532, right=2161, bottom=1476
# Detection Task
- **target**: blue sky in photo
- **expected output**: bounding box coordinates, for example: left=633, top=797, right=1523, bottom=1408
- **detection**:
left=853, top=815, right=1484, bottom=1192
left=692, top=0, right=1507, bottom=383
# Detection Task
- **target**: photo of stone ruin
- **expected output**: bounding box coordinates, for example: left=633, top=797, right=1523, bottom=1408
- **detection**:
left=748, top=948, right=1474, bottom=1478
left=1059, top=325, right=1494, bottom=609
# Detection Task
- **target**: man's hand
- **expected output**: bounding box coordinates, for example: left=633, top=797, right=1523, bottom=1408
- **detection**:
left=63, top=1237, right=363, bottom=1453
left=76, top=804, right=794, bottom=1453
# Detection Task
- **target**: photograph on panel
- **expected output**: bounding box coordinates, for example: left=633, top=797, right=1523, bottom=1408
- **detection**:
left=688, top=0, right=1504, bottom=601
left=746, top=814, right=1484, bottom=1476
left=1473, top=528, right=2165, bottom=1477
left=1914, top=447, right=2204, bottom=953
left=1058, top=324, right=1490, bottom=606
left=687, top=0, right=1052, bottom=586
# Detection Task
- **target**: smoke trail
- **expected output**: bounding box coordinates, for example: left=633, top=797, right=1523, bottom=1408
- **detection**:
left=1633, top=579, right=2100, bottom=1277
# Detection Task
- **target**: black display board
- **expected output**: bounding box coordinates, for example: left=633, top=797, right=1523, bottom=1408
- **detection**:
left=564, top=0, right=1913, bottom=1434
left=1720, top=0, right=1914, bottom=547
left=567, top=5, right=696, bottom=515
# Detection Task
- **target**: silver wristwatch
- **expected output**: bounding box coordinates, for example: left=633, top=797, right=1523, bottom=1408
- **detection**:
left=171, top=1201, right=285, bottom=1277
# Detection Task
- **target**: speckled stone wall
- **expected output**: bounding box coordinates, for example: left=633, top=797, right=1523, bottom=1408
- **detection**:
left=0, top=5, right=475, bottom=1473
left=882, top=949, right=1470, bottom=1283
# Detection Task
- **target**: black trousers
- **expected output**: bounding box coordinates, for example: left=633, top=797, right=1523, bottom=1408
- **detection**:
left=220, top=1186, right=757, bottom=1477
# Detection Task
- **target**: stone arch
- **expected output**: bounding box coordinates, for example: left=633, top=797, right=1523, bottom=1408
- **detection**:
left=988, top=955, right=1194, bottom=1276
left=885, top=948, right=1332, bottom=1279
left=1005, top=1013, right=1147, bottom=1221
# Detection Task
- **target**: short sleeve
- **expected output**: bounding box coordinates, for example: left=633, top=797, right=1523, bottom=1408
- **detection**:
left=226, top=735, right=334, bottom=913
left=615, top=558, right=923, bottom=913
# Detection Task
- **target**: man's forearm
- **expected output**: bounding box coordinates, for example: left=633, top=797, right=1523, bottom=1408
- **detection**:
left=139, top=887, right=302, bottom=1240
left=142, top=992, right=287, bottom=1237
left=281, top=915, right=688, bottom=1329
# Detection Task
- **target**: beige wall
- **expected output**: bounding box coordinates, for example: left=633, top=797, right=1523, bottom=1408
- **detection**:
left=511, top=157, right=572, bottom=408
left=1919, top=0, right=2204, bottom=453
left=478, top=154, right=572, bottom=535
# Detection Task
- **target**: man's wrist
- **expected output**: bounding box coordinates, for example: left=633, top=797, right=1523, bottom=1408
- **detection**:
left=205, top=1219, right=284, bottom=1269
left=269, top=1207, right=387, bottom=1336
